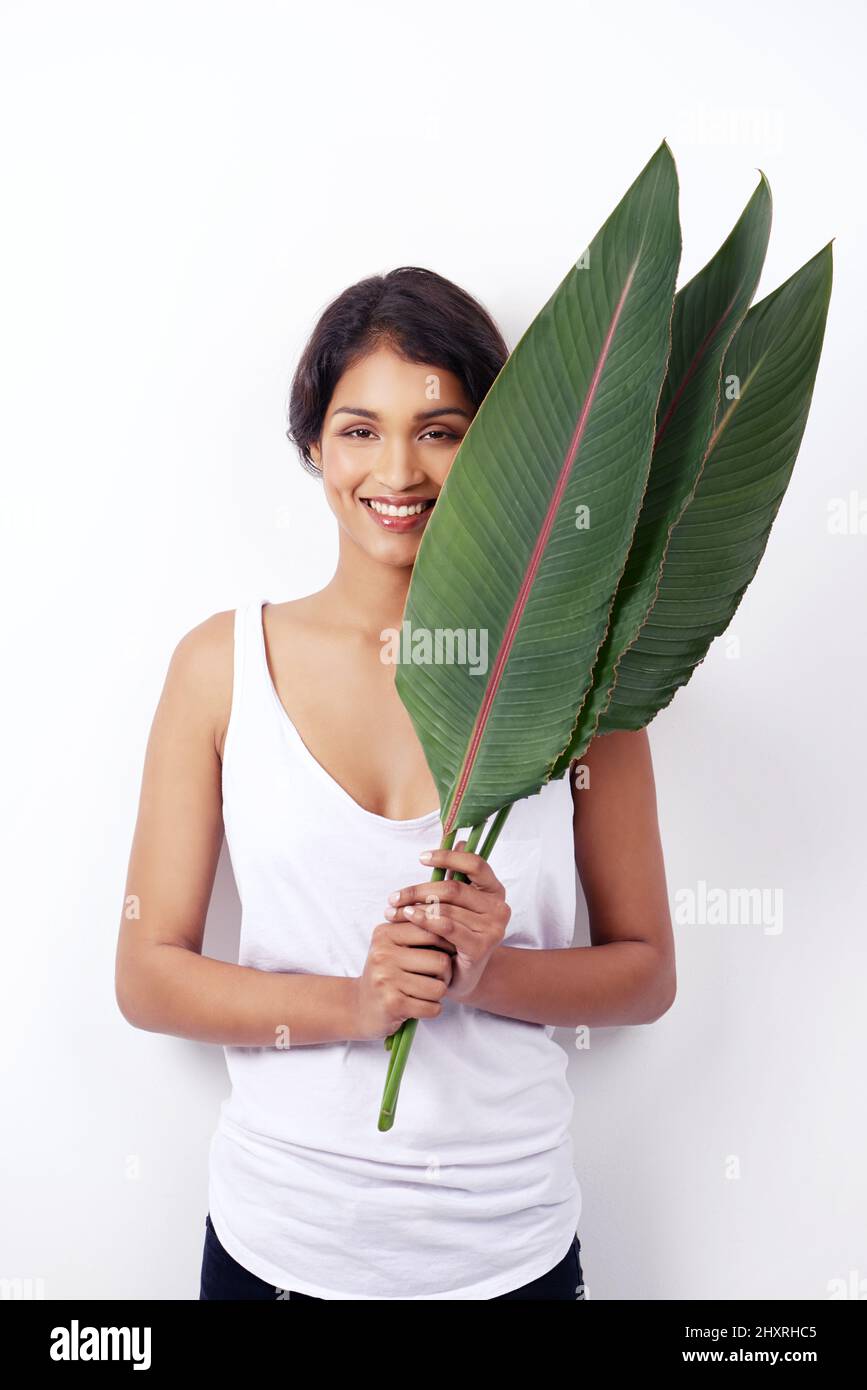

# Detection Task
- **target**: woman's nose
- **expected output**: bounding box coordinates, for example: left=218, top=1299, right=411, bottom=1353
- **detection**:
left=372, top=442, right=428, bottom=490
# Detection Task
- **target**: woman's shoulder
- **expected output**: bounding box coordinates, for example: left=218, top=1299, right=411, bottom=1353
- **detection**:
left=170, top=607, right=236, bottom=676
left=164, top=598, right=322, bottom=753
left=167, top=595, right=319, bottom=691
left=160, top=609, right=236, bottom=747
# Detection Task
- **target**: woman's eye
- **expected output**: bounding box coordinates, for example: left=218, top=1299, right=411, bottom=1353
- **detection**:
left=342, top=427, right=459, bottom=442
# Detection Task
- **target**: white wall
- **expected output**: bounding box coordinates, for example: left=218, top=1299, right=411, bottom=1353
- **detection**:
left=1, top=0, right=864, bottom=1300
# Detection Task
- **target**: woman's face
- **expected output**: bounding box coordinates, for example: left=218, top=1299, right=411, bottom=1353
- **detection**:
left=308, top=344, right=476, bottom=568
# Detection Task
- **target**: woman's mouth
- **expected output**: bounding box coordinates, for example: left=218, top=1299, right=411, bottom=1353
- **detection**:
left=359, top=496, right=436, bottom=532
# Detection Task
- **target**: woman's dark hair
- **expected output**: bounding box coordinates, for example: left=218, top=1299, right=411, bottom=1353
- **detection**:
left=287, top=266, right=510, bottom=475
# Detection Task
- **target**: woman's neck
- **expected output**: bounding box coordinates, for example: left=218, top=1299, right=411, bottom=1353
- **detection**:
left=318, top=532, right=412, bottom=638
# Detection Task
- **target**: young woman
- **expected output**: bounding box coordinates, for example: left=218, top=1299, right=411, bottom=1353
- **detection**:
left=115, top=266, right=676, bottom=1301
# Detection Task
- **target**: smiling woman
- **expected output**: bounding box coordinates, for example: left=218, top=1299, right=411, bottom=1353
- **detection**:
left=291, top=270, right=495, bottom=558
left=310, top=348, right=464, bottom=542
left=114, top=264, right=675, bottom=1301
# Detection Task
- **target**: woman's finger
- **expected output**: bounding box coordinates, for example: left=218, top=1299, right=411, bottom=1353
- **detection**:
left=387, top=942, right=455, bottom=978
left=443, top=837, right=467, bottom=882
left=417, top=846, right=504, bottom=891
left=385, top=877, right=484, bottom=917
left=381, top=921, right=454, bottom=950
left=396, top=966, right=453, bottom=1002
left=401, top=901, right=490, bottom=955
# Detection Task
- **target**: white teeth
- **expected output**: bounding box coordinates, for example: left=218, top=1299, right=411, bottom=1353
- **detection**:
left=365, top=499, right=429, bottom=517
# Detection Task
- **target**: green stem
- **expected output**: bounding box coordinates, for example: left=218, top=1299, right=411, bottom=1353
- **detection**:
left=451, top=807, right=512, bottom=884
left=376, top=806, right=514, bottom=1130
left=378, top=827, right=457, bottom=1125
left=446, top=817, right=486, bottom=884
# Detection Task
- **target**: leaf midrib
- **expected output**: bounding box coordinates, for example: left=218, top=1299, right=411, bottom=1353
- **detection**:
left=442, top=255, right=641, bottom=833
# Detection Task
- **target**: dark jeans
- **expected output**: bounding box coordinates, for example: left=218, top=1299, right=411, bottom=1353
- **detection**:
left=199, top=1212, right=585, bottom=1301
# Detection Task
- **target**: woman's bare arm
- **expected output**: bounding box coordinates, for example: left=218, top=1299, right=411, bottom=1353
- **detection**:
left=114, top=613, right=359, bottom=1047
left=460, top=728, right=676, bottom=1028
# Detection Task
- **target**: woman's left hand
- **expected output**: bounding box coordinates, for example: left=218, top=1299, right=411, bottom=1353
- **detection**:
left=383, top=843, right=511, bottom=1001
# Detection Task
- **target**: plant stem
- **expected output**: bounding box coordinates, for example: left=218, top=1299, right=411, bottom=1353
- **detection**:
left=376, top=806, right=514, bottom=1130
left=451, top=808, right=510, bottom=884
left=461, top=818, right=487, bottom=854
left=379, top=827, right=457, bottom=1112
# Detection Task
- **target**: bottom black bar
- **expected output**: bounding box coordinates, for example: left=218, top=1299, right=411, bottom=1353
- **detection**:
left=1, top=1297, right=863, bottom=1373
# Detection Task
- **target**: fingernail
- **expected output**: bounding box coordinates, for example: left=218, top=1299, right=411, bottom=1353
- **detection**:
left=384, top=906, right=396, bottom=920
left=404, top=905, right=416, bottom=917
left=387, top=891, right=400, bottom=904
left=419, top=851, right=433, bottom=864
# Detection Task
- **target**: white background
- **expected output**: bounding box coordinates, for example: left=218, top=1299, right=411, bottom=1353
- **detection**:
left=1, top=0, right=864, bottom=1300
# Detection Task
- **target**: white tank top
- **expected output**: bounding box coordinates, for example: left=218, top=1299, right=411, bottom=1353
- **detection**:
left=206, top=599, right=581, bottom=1299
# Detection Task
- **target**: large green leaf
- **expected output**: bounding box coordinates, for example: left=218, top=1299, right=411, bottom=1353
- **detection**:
left=598, top=242, right=833, bottom=732
left=550, top=176, right=772, bottom=774
left=396, top=142, right=681, bottom=834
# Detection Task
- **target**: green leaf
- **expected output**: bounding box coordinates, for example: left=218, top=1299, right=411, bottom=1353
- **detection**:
left=598, top=241, right=833, bottom=733
left=550, top=175, right=773, bottom=773
left=395, top=142, right=681, bottom=833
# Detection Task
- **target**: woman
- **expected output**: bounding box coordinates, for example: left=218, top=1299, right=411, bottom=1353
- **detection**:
left=115, top=266, right=676, bottom=1301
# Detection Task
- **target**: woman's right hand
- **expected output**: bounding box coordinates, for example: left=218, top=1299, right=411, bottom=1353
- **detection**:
left=349, top=921, right=454, bottom=1041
